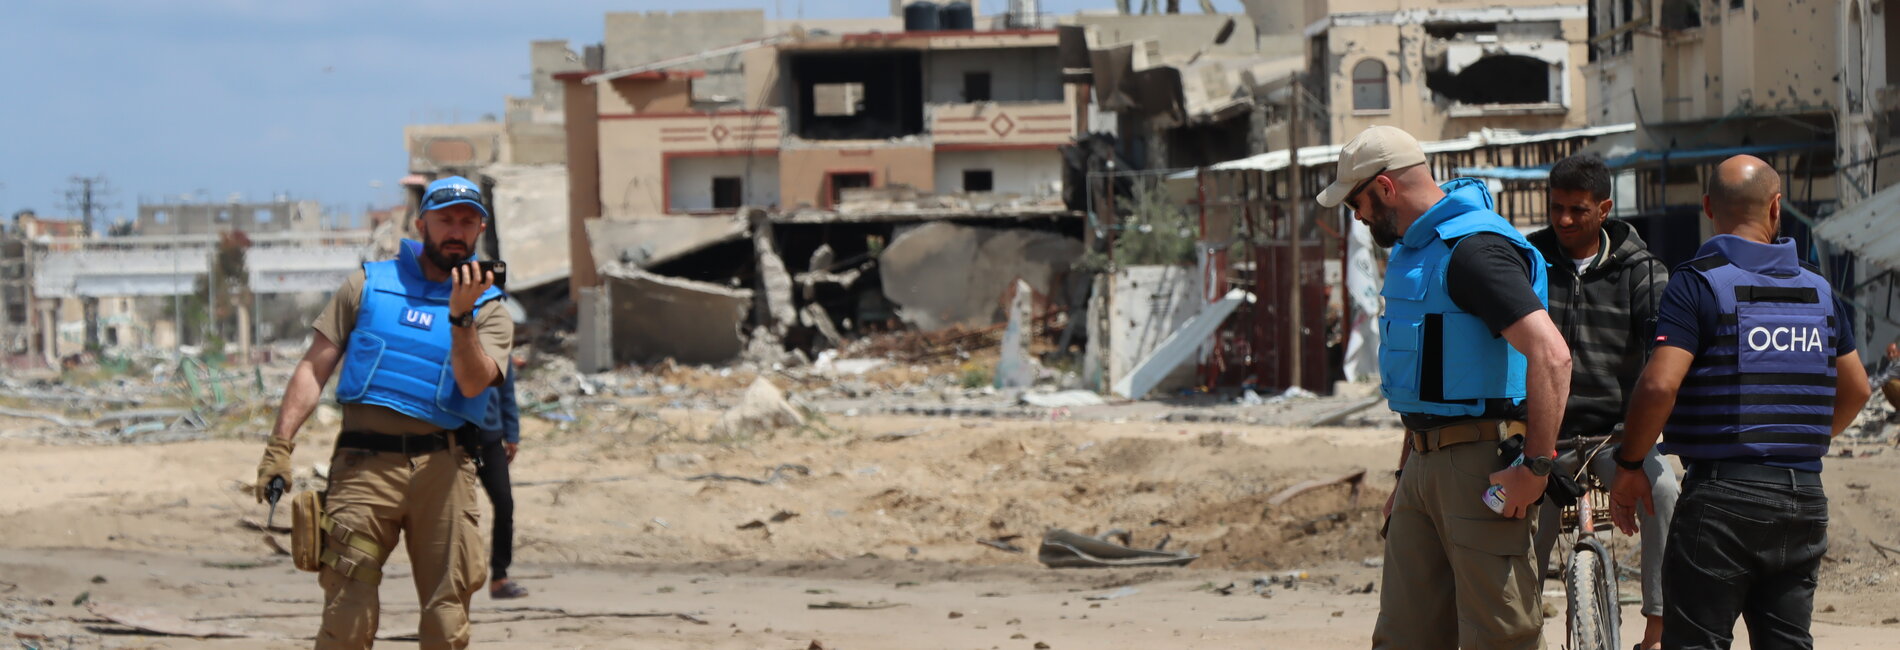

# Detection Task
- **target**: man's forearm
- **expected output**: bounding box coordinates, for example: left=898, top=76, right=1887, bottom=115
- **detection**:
left=1619, top=383, right=1674, bottom=459
left=271, top=361, right=324, bottom=441
left=1523, top=350, right=1569, bottom=458
left=451, top=325, right=499, bottom=398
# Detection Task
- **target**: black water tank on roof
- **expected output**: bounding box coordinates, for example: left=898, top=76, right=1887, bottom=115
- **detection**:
left=904, top=2, right=941, bottom=31
left=940, top=2, right=974, bottom=30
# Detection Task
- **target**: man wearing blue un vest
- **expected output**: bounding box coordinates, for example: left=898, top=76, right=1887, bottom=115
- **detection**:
left=1610, top=155, right=1871, bottom=649
left=252, top=176, right=515, bottom=648
left=1323, top=126, right=1573, bottom=650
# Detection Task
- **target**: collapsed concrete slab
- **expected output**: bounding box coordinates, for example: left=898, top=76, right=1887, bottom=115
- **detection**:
left=878, top=222, right=1083, bottom=331
left=585, top=215, right=749, bottom=270
left=598, top=263, right=753, bottom=365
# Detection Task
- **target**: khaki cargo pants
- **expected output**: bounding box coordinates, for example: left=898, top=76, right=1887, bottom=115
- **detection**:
left=316, top=443, right=485, bottom=649
left=1372, top=439, right=1544, bottom=650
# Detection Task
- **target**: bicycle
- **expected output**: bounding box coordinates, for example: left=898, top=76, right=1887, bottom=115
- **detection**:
left=1551, top=434, right=1621, bottom=650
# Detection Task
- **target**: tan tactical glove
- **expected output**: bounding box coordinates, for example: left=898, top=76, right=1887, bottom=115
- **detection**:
left=255, top=437, right=295, bottom=504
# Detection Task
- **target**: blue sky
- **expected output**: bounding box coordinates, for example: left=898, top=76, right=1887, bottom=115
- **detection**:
left=1, top=0, right=1119, bottom=228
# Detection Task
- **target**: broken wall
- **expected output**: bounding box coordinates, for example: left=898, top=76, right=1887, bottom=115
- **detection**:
left=601, top=265, right=753, bottom=365
left=487, top=164, right=571, bottom=291
left=879, top=222, right=1083, bottom=331
left=563, top=77, right=602, bottom=292
left=1107, top=265, right=1203, bottom=396
left=406, top=123, right=505, bottom=171
left=603, top=10, right=766, bottom=103
left=931, top=148, right=1063, bottom=197
left=1075, top=13, right=1262, bottom=57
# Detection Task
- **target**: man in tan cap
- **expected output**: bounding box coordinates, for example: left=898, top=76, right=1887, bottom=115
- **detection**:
left=1321, top=126, right=1571, bottom=649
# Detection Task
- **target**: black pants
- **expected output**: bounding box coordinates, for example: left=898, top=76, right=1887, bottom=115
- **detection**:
left=476, top=438, right=514, bottom=582
left=1662, top=475, right=1828, bottom=650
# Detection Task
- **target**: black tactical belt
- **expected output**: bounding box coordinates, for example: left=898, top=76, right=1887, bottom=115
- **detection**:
left=336, top=430, right=452, bottom=456
left=1685, top=460, right=1822, bottom=488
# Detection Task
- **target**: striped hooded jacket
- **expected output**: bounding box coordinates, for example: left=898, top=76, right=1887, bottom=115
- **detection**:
left=1527, top=219, right=1670, bottom=438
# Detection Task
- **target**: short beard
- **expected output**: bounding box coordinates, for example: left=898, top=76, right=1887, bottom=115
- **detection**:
left=1367, top=193, right=1402, bottom=248
left=421, top=232, right=470, bottom=272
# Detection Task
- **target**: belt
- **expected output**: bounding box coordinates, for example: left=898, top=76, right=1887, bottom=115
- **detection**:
left=336, top=431, right=453, bottom=456
left=1408, top=419, right=1526, bottom=453
left=1685, top=460, right=1822, bottom=488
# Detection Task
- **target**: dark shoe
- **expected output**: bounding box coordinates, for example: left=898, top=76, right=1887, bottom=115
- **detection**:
left=491, top=580, right=529, bottom=599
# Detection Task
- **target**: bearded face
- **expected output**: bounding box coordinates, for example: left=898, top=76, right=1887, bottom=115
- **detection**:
left=1363, top=191, right=1402, bottom=249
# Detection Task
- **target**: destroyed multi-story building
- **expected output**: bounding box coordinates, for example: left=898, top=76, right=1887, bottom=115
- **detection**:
left=558, top=6, right=1091, bottom=369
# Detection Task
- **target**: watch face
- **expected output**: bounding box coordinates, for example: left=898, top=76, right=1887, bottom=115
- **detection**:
left=1529, top=456, right=1554, bottom=475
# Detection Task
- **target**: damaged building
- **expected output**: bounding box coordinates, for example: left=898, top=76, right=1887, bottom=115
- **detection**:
left=560, top=6, right=1088, bottom=369
left=1309, top=0, right=1592, bottom=144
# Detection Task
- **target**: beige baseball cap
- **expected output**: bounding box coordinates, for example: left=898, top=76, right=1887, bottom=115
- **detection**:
left=1315, top=125, right=1428, bottom=208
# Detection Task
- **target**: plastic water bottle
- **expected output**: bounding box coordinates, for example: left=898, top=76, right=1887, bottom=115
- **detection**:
left=1483, top=455, right=1525, bottom=514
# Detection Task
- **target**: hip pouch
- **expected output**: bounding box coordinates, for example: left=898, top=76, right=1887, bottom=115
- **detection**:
left=289, top=490, right=386, bottom=584
left=290, top=490, right=326, bottom=573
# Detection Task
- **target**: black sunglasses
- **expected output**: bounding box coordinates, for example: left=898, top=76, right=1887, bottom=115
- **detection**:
left=1343, top=167, right=1387, bottom=210
left=424, top=186, right=483, bottom=207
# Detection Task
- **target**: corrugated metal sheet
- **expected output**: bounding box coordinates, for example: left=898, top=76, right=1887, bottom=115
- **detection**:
left=1814, top=181, right=1900, bottom=269
left=1172, top=123, right=1637, bottom=178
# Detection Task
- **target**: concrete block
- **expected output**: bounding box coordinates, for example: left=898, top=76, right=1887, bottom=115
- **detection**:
left=600, top=264, right=752, bottom=365
left=879, top=222, right=1083, bottom=331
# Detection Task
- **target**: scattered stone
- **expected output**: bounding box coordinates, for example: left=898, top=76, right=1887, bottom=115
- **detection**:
left=948, top=611, right=964, bottom=619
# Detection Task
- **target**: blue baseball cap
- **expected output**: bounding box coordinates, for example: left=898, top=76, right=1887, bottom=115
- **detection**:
left=420, top=176, right=489, bottom=219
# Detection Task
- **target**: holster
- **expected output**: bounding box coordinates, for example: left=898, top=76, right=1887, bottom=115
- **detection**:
left=289, top=490, right=385, bottom=585
left=454, top=425, right=485, bottom=470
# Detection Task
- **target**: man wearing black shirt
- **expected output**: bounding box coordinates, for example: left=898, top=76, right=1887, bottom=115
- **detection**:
left=1319, top=126, right=1571, bottom=650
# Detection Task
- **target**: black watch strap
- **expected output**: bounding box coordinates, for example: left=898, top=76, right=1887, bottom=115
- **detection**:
left=1614, top=451, right=1646, bottom=471
left=451, top=311, right=476, bottom=328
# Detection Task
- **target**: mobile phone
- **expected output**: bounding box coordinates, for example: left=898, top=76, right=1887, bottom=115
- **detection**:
left=474, top=260, right=507, bottom=288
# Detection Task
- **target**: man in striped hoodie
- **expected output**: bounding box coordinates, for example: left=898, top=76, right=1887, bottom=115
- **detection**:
left=1526, top=154, right=1677, bottom=650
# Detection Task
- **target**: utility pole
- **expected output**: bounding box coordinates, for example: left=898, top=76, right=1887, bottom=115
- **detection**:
left=1286, top=74, right=1305, bottom=392
left=63, top=175, right=114, bottom=353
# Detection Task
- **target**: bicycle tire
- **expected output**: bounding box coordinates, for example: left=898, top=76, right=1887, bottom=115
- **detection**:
left=1566, top=540, right=1619, bottom=650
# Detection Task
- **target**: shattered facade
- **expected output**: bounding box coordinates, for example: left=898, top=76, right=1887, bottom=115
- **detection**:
left=1311, top=0, right=1592, bottom=145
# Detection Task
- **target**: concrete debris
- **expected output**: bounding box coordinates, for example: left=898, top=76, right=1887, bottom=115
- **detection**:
left=879, top=222, right=1084, bottom=331
left=994, top=279, right=1037, bottom=390
left=709, top=378, right=807, bottom=439
left=1020, top=390, right=1107, bottom=408
left=1038, top=529, right=1198, bottom=569
left=1112, top=289, right=1253, bottom=399
left=599, top=263, right=753, bottom=365
left=752, top=211, right=797, bottom=335
left=586, top=216, right=748, bottom=270
left=812, top=351, right=887, bottom=376
left=800, top=303, right=845, bottom=348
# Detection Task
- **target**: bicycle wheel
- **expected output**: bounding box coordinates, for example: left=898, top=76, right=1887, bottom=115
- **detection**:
left=1566, top=538, right=1619, bottom=650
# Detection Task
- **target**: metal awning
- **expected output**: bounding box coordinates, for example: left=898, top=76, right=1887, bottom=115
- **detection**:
left=1175, top=123, right=1637, bottom=178
left=1814, top=181, right=1900, bottom=270
left=1455, top=139, right=1834, bottom=180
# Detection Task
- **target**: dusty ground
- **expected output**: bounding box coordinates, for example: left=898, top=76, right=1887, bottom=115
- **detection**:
left=3, top=397, right=1900, bottom=648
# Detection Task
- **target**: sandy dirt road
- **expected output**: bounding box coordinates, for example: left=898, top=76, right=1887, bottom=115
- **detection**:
left=2, top=408, right=1897, bottom=648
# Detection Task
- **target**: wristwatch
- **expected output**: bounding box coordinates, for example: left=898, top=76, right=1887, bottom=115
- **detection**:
left=1613, top=451, right=1646, bottom=472
left=1525, top=453, right=1555, bottom=477
left=450, top=311, right=477, bottom=328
